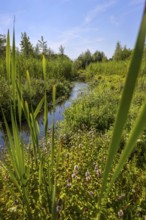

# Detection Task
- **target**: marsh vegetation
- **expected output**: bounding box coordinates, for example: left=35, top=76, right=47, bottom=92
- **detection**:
left=0, top=6, right=146, bottom=220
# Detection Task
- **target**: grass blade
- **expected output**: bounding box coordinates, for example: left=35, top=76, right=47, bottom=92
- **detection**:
left=42, top=55, right=47, bottom=82
left=6, top=30, right=11, bottom=83
left=12, top=17, right=16, bottom=104
left=34, top=96, right=44, bottom=119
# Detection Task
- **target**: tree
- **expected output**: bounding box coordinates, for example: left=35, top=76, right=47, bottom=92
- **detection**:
left=0, top=34, right=6, bottom=58
left=20, top=32, right=33, bottom=57
left=92, top=50, right=107, bottom=62
left=75, top=49, right=92, bottom=69
left=113, top=42, right=132, bottom=61
left=34, top=43, right=40, bottom=56
left=38, top=36, right=47, bottom=55
left=59, top=45, right=65, bottom=56
left=121, top=45, right=132, bottom=60
left=113, top=41, right=122, bottom=61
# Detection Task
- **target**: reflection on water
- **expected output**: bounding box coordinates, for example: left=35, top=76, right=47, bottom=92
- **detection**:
left=0, top=82, right=88, bottom=146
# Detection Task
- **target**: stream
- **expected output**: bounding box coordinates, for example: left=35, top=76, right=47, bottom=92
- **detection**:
left=0, top=81, right=88, bottom=148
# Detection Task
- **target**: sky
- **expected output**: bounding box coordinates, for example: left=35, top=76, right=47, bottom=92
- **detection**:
left=0, top=0, right=145, bottom=60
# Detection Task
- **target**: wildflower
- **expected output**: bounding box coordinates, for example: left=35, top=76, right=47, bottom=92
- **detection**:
left=89, top=191, right=94, bottom=197
left=118, top=209, right=124, bottom=218
left=78, top=143, right=82, bottom=148
left=74, top=165, right=78, bottom=171
left=86, top=176, right=90, bottom=181
left=66, top=179, right=71, bottom=187
left=85, top=170, right=90, bottom=177
left=66, top=183, right=71, bottom=188
left=13, top=200, right=19, bottom=205
left=71, top=173, right=76, bottom=178
left=94, top=164, right=98, bottom=170
left=56, top=205, right=61, bottom=213
left=71, top=173, right=78, bottom=179
left=118, top=194, right=125, bottom=200
left=96, top=169, right=101, bottom=177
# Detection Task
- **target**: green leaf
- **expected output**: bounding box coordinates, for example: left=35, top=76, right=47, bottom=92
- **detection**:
left=6, top=30, right=11, bottom=83
left=34, top=96, right=44, bottom=119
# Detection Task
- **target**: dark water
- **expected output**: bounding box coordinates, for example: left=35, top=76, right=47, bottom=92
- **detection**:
left=0, top=82, right=88, bottom=147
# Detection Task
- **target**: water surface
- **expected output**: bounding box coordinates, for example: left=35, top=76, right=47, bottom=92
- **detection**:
left=0, top=82, right=88, bottom=146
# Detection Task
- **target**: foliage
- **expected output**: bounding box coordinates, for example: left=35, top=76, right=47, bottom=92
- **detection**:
left=113, top=41, right=132, bottom=61
left=62, top=76, right=120, bottom=132
left=59, top=45, right=65, bottom=56
left=82, top=60, right=129, bottom=79
left=74, top=49, right=107, bottom=70
left=20, top=32, right=34, bottom=57
left=0, top=128, right=145, bottom=219
left=38, top=36, right=48, bottom=55
left=0, top=40, right=76, bottom=121
left=0, top=34, right=6, bottom=58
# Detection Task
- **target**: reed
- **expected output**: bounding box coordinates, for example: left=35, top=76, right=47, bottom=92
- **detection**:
left=2, top=24, right=58, bottom=218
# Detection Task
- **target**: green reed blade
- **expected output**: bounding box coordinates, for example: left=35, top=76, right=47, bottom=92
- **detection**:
left=100, top=3, right=146, bottom=201
left=6, top=30, right=11, bottom=83
left=42, top=55, right=47, bottom=82
left=51, top=85, right=56, bottom=166
left=11, top=110, right=25, bottom=178
left=12, top=17, right=16, bottom=104
left=34, top=96, right=44, bottom=119
left=51, top=183, right=56, bottom=220
left=44, top=92, right=48, bottom=147
left=26, top=70, right=31, bottom=95
left=4, top=164, right=21, bottom=193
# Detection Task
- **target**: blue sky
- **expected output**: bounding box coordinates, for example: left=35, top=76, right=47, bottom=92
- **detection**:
left=0, top=0, right=145, bottom=59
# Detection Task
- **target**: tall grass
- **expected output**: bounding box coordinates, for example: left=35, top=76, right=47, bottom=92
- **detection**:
left=2, top=25, right=57, bottom=219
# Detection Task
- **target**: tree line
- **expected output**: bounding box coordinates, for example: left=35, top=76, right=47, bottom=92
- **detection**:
left=0, top=32, right=133, bottom=67
left=0, top=32, right=65, bottom=59
left=74, top=42, right=133, bottom=69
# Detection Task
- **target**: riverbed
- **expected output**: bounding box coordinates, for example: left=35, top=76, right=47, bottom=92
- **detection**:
left=0, top=81, right=88, bottom=147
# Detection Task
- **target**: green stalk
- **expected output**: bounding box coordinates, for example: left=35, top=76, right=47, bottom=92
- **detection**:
left=12, top=17, right=16, bottom=106
left=42, top=55, right=49, bottom=148
left=51, top=85, right=56, bottom=220
left=6, top=30, right=11, bottom=83
left=51, top=85, right=56, bottom=167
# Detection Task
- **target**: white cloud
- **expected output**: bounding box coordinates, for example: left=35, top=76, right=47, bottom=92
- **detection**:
left=85, top=0, right=117, bottom=23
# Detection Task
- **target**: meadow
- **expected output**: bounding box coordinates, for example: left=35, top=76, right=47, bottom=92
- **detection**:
left=0, top=6, right=146, bottom=220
